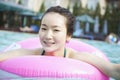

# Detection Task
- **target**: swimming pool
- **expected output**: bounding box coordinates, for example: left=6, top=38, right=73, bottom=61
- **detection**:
left=0, top=30, right=38, bottom=51
left=0, top=30, right=119, bottom=80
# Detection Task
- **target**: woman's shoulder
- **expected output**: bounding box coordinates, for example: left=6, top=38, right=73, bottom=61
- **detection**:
left=66, top=47, right=79, bottom=58
left=66, top=47, right=90, bottom=58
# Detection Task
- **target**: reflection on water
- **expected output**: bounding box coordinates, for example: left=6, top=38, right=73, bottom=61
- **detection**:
left=0, top=30, right=119, bottom=80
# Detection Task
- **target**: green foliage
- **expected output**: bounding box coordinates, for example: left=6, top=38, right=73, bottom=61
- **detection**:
left=73, top=2, right=79, bottom=16
left=94, top=2, right=101, bottom=18
left=103, top=4, right=110, bottom=20
left=109, top=6, right=120, bottom=34
left=67, top=4, right=70, bottom=10
left=39, top=2, right=45, bottom=13
left=18, top=0, right=22, bottom=5
left=102, top=3, right=120, bottom=34
left=73, top=0, right=83, bottom=16
left=84, top=5, right=90, bottom=15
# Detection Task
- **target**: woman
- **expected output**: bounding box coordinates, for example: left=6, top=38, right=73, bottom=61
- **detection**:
left=0, top=6, right=120, bottom=79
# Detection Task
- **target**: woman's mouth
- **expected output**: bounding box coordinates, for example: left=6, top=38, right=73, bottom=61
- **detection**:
left=43, top=41, right=55, bottom=46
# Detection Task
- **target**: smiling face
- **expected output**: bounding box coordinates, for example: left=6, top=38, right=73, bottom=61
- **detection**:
left=39, top=12, right=71, bottom=53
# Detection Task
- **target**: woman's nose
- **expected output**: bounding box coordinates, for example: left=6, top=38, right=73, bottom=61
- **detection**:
left=45, top=30, right=53, bottom=39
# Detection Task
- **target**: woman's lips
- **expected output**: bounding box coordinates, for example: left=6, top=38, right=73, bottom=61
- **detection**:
left=43, top=41, right=55, bottom=46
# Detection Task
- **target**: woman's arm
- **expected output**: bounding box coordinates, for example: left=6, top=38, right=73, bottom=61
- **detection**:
left=0, top=48, right=38, bottom=62
left=70, top=52, right=120, bottom=79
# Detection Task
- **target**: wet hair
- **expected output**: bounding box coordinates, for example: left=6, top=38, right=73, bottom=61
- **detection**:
left=41, top=6, right=75, bottom=36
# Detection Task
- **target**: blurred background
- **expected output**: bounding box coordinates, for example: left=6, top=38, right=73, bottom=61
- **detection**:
left=0, top=0, right=120, bottom=41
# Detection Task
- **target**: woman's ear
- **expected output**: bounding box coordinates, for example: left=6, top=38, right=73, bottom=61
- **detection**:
left=66, top=35, right=71, bottom=43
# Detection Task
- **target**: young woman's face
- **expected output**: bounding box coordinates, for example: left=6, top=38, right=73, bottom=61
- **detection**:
left=39, top=12, right=70, bottom=52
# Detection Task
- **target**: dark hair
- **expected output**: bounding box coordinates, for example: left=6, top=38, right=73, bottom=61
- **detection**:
left=41, top=6, right=75, bottom=36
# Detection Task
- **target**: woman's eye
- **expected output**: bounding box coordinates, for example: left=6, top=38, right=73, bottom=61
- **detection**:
left=41, top=28, right=47, bottom=31
left=54, top=29, right=60, bottom=32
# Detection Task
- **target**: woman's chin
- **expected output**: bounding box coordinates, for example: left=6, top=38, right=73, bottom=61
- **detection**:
left=44, top=48, right=55, bottom=53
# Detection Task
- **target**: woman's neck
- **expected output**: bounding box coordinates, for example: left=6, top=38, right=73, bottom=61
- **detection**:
left=45, top=48, right=65, bottom=57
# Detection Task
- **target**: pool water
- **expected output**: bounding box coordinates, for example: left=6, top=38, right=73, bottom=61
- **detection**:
left=0, top=30, right=38, bottom=51
left=0, top=30, right=120, bottom=80
left=79, top=38, right=120, bottom=63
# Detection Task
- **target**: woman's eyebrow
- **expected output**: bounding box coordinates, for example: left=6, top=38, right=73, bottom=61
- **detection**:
left=52, top=24, right=64, bottom=28
left=52, top=25, right=59, bottom=28
left=41, top=24, right=47, bottom=27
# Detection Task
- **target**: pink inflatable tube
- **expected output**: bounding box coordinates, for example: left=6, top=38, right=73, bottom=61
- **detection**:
left=0, top=37, right=109, bottom=80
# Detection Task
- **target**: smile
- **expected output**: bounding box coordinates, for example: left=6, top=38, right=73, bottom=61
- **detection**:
left=43, top=41, right=55, bottom=46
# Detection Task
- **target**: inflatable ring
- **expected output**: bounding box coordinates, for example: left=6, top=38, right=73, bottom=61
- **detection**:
left=0, top=37, right=109, bottom=80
